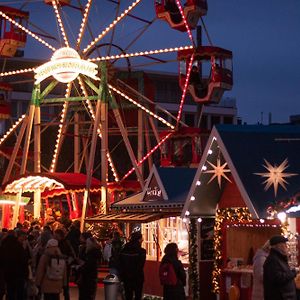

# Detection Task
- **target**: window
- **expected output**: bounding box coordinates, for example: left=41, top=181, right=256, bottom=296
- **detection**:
left=142, top=217, right=189, bottom=263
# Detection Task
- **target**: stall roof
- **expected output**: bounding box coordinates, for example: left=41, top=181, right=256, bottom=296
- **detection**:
left=86, top=212, right=165, bottom=223
left=182, top=124, right=300, bottom=219
left=3, top=173, right=101, bottom=195
left=112, top=165, right=196, bottom=211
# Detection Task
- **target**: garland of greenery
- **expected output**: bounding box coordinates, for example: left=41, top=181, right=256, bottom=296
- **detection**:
left=212, top=207, right=252, bottom=294
left=189, top=218, right=200, bottom=300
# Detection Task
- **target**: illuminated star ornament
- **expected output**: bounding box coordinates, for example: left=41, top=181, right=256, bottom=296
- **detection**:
left=254, top=158, right=298, bottom=196
left=204, top=158, right=232, bottom=188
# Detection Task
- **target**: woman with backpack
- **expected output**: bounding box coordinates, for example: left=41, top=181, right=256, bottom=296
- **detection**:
left=35, top=239, right=67, bottom=300
left=159, top=243, right=186, bottom=300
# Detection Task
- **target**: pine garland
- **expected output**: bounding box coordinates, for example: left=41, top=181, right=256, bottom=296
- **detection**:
left=189, top=218, right=200, bottom=300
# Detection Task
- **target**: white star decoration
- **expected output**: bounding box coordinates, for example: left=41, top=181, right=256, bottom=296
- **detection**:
left=204, top=158, right=232, bottom=188
left=254, top=158, right=298, bottom=196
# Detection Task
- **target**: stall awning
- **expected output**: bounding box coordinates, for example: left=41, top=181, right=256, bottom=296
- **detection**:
left=85, top=212, right=171, bottom=223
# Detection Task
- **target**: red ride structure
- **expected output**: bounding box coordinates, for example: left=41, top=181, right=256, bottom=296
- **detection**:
left=0, top=82, right=12, bottom=120
left=155, top=0, right=207, bottom=32
left=178, top=46, right=233, bottom=104
left=0, top=6, right=29, bottom=57
left=44, top=0, right=70, bottom=6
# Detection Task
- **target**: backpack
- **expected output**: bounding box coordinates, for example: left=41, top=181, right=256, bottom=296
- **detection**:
left=159, top=262, right=177, bottom=286
left=103, top=242, right=112, bottom=262
left=46, top=255, right=66, bottom=280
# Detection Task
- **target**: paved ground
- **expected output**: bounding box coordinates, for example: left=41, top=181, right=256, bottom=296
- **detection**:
left=70, top=286, right=104, bottom=299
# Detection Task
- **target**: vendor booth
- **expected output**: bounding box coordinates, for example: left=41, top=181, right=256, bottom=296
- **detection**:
left=1, top=172, right=140, bottom=228
left=182, top=124, right=300, bottom=300
left=86, top=165, right=196, bottom=297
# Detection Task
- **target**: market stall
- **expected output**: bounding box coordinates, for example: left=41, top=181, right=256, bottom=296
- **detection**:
left=182, top=124, right=300, bottom=300
left=86, top=165, right=196, bottom=297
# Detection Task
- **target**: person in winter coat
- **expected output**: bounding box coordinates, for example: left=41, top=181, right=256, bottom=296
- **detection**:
left=0, top=231, right=29, bottom=300
left=119, top=231, right=146, bottom=300
left=108, top=231, right=124, bottom=276
left=54, top=228, right=75, bottom=300
left=77, top=236, right=102, bottom=300
left=252, top=240, right=270, bottom=300
left=160, top=243, right=186, bottom=300
left=35, top=238, right=67, bottom=300
left=263, top=235, right=298, bottom=300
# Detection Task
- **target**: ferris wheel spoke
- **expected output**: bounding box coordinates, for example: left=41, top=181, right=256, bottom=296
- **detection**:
left=176, top=54, right=194, bottom=127
left=78, top=76, right=120, bottom=182
left=82, top=0, right=142, bottom=54
left=0, top=115, right=26, bottom=147
left=0, top=10, right=56, bottom=52
left=108, top=83, right=175, bottom=129
left=89, top=45, right=193, bottom=62
left=121, top=132, right=173, bottom=181
left=51, top=0, right=70, bottom=47
left=50, top=83, right=72, bottom=172
left=0, top=68, right=35, bottom=78
left=175, top=0, right=195, bottom=45
left=116, top=78, right=186, bottom=128
left=76, top=0, right=92, bottom=49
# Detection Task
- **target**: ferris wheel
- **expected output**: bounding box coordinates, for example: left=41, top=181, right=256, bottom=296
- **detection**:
left=0, top=0, right=227, bottom=228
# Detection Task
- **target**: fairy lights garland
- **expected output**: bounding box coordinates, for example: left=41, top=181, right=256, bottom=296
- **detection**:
left=212, top=207, right=252, bottom=294
left=189, top=218, right=200, bottom=300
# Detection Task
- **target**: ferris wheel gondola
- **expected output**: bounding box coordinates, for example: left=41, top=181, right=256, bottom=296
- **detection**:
left=155, top=0, right=207, bottom=32
left=0, top=6, right=29, bottom=57
left=178, top=46, right=233, bottom=104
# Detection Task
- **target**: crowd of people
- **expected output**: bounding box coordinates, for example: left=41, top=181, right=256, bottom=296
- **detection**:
left=0, top=219, right=102, bottom=300
left=0, top=217, right=187, bottom=300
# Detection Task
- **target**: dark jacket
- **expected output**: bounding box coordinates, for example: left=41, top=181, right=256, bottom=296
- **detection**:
left=108, top=238, right=124, bottom=270
left=264, top=248, right=297, bottom=300
left=161, top=255, right=186, bottom=300
left=119, top=240, right=146, bottom=282
left=0, top=235, right=29, bottom=281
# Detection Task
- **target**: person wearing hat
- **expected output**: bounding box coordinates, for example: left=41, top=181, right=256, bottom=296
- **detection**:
left=263, top=235, right=298, bottom=300
left=119, top=231, right=146, bottom=300
left=35, top=238, right=67, bottom=300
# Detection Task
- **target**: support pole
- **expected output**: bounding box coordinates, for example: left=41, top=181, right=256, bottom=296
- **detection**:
left=80, top=98, right=102, bottom=232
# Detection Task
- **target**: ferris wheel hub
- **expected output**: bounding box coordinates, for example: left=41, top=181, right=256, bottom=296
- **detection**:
left=34, top=47, right=99, bottom=84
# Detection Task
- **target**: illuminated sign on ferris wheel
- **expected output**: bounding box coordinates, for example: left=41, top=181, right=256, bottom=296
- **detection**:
left=34, top=47, right=99, bottom=84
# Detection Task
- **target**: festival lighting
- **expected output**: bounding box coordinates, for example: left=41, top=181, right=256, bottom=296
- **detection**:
left=51, top=0, right=70, bottom=47
left=76, top=0, right=92, bottom=47
left=121, top=132, right=173, bottom=180
left=5, top=176, right=65, bottom=193
left=0, top=10, right=56, bottom=51
left=0, top=115, right=26, bottom=146
left=78, top=78, right=119, bottom=182
left=0, top=68, right=35, bottom=78
left=277, top=211, right=287, bottom=224
left=35, top=47, right=98, bottom=84
left=109, top=84, right=174, bottom=129
left=50, top=84, right=71, bottom=172
left=176, top=54, right=194, bottom=125
left=83, top=0, right=142, bottom=54
left=89, top=46, right=194, bottom=62
left=175, top=0, right=194, bottom=43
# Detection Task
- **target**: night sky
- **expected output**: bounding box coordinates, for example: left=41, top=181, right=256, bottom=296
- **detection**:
left=3, top=0, right=300, bottom=124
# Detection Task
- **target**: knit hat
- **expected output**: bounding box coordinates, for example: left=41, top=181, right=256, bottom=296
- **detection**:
left=46, top=238, right=58, bottom=248
left=269, top=235, right=288, bottom=246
